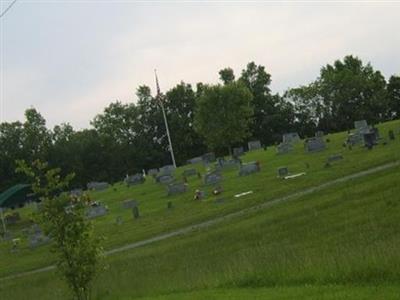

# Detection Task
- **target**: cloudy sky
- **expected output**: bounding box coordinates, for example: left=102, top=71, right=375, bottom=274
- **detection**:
left=1, top=1, right=399, bottom=129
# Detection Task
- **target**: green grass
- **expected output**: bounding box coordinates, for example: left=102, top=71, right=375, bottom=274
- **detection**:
left=1, top=119, right=400, bottom=299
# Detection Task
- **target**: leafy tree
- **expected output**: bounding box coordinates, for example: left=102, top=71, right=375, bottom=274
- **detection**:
left=317, top=55, right=388, bottom=131
left=239, top=62, right=294, bottom=145
left=387, top=75, right=400, bottom=119
left=218, top=68, right=235, bottom=85
left=284, top=83, right=322, bottom=137
left=16, top=160, right=103, bottom=300
left=194, top=82, right=253, bottom=153
left=165, top=82, right=207, bottom=164
left=22, top=108, right=51, bottom=161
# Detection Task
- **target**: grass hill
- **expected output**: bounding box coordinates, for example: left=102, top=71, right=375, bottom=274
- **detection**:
left=1, top=120, right=400, bottom=299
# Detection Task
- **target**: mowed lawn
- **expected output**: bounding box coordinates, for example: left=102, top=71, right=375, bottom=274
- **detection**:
left=1, top=120, right=400, bottom=279
left=1, top=162, right=399, bottom=299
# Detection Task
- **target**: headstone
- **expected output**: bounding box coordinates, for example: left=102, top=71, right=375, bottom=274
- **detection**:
left=159, top=165, right=175, bottom=175
left=87, top=182, right=109, bottom=191
left=389, top=130, right=395, bottom=140
left=132, top=206, right=140, bottom=219
left=187, top=156, right=203, bottom=165
left=86, top=203, right=108, bottom=219
left=70, top=189, right=83, bottom=197
left=4, top=212, right=20, bottom=225
left=354, top=120, right=369, bottom=133
left=202, top=152, right=216, bottom=164
left=156, top=174, right=174, bottom=184
left=28, top=226, right=50, bottom=249
left=167, top=182, right=187, bottom=196
left=247, top=140, right=262, bottom=151
left=216, top=158, right=239, bottom=171
left=347, top=133, right=362, bottom=146
left=147, top=168, right=159, bottom=177
left=363, top=132, right=377, bottom=148
left=277, top=142, right=293, bottom=154
left=315, top=131, right=324, bottom=138
left=204, top=171, right=222, bottom=185
left=327, top=154, right=344, bottom=163
left=122, top=199, right=138, bottom=209
left=233, top=147, right=244, bottom=157
left=125, top=173, right=145, bottom=186
left=283, top=132, right=300, bottom=144
left=239, top=161, right=261, bottom=176
left=277, top=167, right=289, bottom=178
left=305, top=137, right=326, bottom=152
left=183, top=169, right=197, bottom=177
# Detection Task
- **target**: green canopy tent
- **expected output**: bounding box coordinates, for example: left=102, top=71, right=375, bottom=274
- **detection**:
left=0, top=184, right=37, bottom=209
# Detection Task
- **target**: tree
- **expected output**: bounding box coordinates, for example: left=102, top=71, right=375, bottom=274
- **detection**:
left=239, top=62, right=294, bottom=145
left=165, top=82, right=207, bottom=164
left=218, top=67, right=235, bottom=85
left=387, top=75, right=400, bottom=119
left=16, top=160, right=103, bottom=300
left=194, top=82, right=253, bottom=153
left=317, top=55, right=388, bottom=131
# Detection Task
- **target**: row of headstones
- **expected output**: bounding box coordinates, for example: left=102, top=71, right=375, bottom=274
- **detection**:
left=277, top=132, right=327, bottom=154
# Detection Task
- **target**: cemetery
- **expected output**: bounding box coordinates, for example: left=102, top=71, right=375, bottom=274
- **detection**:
left=1, top=119, right=400, bottom=300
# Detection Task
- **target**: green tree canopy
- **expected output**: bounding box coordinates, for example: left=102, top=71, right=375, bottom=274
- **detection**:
left=194, top=82, right=253, bottom=152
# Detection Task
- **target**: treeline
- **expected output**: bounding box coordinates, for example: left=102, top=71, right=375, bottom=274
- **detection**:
left=1, top=55, right=399, bottom=190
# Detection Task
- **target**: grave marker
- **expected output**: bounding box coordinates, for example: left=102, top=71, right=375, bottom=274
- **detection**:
left=156, top=174, right=174, bottom=184
left=248, top=140, right=262, bottom=151
left=283, top=132, right=300, bottom=144
left=233, top=147, right=244, bottom=157
left=277, top=167, right=289, bottom=178
left=305, top=137, right=326, bottom=152
left=125, top=173, right=145, bottom=186
left=187, top=156, right=203, bottom=165
left=204, top=171, right=222, bottom=185
left=167, top=182, right=187, bottom=196
left=86, top=203, right=108, bottom=219
left=277, top=142, right=293, bottom=154
left=87, top=182, right=109, bottom=191
left=122, top=199, right=138, bottom=209
left=239, top=161, right=260, bottom=176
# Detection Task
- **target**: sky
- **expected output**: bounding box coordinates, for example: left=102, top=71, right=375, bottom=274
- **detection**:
left=1, top=1, right=399, bottom=129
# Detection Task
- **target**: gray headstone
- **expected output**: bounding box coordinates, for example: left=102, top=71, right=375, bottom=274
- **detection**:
left=277, top=167, right=289, bottom=178
left=239, top=161, right=260, bottom=176
left=187, top=156, right=203, bottom=165
left=354, top=120, right=368, bottom=131
left=147, top=168, right=159, bottom=177
left=347, top=133, right=362, bottom=146
left=156, top=174, right=174, bottom=184
left=233, top=147, right=244, bottom=157
left=204, top=171, right=222, bottom=185
left=87, top=182, right=109, bottom=191
left=167, top=182, right=187, bottom=196
left=216, top=158, right=239, bottom=171
left=315, top=131, right=324, bottom=138
left=183, top=169, right=197, bottom=177
left=125, top=173, right=145, bottom=186
left=132, top=206, right=140, bottom=219
left=86, top=204, right=108, bottom=219
left=247, top=140, right=262, bottom=151
left=4, top=212, right=20, bottom=225
left=159, top=165, right=175, bottom=175
left=70, top=189, right=83, bottom=197
left=283, top=132, right=300, bottom=144
left=122, top=199, right=138, bottom=209
left=277, top=142, right=293, bottom=154
left=305, top=137, right=326, bottom=152
left=202, top=152, right=216, bottom=164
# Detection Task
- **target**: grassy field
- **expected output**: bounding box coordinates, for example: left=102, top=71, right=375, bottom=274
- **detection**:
left=1, top=120, right=400, bottom=299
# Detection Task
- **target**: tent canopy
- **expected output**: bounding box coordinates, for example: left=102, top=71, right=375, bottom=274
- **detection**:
left=0, top=184, right=37, bottom=209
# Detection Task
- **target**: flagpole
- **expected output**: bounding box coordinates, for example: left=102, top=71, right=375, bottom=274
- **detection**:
left=155, top=70, right=177, bottom=168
